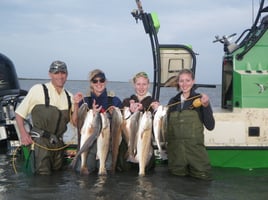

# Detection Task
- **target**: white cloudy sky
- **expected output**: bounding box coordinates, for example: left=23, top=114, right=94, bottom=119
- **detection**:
left=0, top=0, right=262, bottom=84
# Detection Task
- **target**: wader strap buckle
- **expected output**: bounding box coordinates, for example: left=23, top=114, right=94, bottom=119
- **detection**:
left=30, top=127, right=50, bottom=138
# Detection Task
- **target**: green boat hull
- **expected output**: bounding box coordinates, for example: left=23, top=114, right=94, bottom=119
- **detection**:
left=207, top=148, right=268, bottom=169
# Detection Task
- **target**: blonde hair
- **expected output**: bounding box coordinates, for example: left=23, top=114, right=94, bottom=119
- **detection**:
left=176, top=69, right=195, bottom=90
left=132, top=71, right=150, bottom=83
left=88, top=69, right=106, bottom=93
left=88, top=69, right=105, bottom=81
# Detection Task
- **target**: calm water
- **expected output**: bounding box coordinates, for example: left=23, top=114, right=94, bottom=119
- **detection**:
left=0, top=79, right=268, bottom=200
left=18, top=79, right=222, bottom=107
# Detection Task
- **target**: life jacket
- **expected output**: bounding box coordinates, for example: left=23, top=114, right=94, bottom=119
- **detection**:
left=30, top=84, right=71, bottom=137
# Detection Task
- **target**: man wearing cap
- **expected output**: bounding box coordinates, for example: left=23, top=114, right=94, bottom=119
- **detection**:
left=15, top=60, right=83, bottom=175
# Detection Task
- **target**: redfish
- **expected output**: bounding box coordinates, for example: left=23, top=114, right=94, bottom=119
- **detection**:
left=153, top=105, right=168, bottom=160
left=76, top=102, right=89, bottom=149
left=97, top=112, right=110, bottom=175
left=71, top=110, right=102, bottom=175
left=135, top=111, right=153, bottom=176
left=122, top=107, right=140, bottom=163
left=110, top=107, right=123, bottom=173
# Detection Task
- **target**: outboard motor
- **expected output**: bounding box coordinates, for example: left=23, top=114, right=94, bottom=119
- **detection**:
left=0, top=53, right=27, bottom=154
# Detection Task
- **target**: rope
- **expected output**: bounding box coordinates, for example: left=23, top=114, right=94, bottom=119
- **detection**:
left=12, top=141, right=75, bottom=174
left=165, top=94, right=201, bottom=108
left=33, top=141, right=72, bottom=151
left=12, top=145, right=21, bottom=174
left=146, top=94, right=201, bottom=111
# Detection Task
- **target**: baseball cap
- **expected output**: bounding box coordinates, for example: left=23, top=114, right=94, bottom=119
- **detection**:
left=49, top=60, right=68, bottom=73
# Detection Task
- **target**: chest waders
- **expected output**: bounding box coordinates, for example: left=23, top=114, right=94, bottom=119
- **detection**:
left=167, top=110, right=211, bottom=180
left=25, top=84, right=71, bottom=175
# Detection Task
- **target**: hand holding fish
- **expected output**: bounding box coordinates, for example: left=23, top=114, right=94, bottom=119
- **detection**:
left=200, top=93, right=210, bottom=107
left=71, top=92, right=85, bottom=126
left=107, top=105, right=116, bottom=114
left=150, top=101, right=160, bottom=111
left=130, top=100, right=143, bottom=112
left=73, top=92, right=83, bottom=104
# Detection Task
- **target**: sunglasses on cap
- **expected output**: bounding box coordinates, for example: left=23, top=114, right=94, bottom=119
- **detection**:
left=92, top=78, right=105, bottom=84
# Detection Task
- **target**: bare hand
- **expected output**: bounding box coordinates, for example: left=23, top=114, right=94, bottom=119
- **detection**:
left=20, top=131, right=33, bottom=146
left=200, top=94, right=210, bottom=107
left=108, top=106, right=115, bottom=114
left=73, top=92, right=83, bottom=104
left=150, top=101, right=160, bottom=111
left=92, top=99, right=102, bottom=113
left=130, top=101, right=142, bottom=112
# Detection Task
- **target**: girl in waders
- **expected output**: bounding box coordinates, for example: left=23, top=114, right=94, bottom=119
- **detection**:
left=167, top=69, right=215, bottom=180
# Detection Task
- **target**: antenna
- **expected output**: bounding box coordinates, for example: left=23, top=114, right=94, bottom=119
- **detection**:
left=135, top=0, right=143, bottom=13
left=252, top=0, right=254, bottom=24
left=251, top=0, right=254, bottom=24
